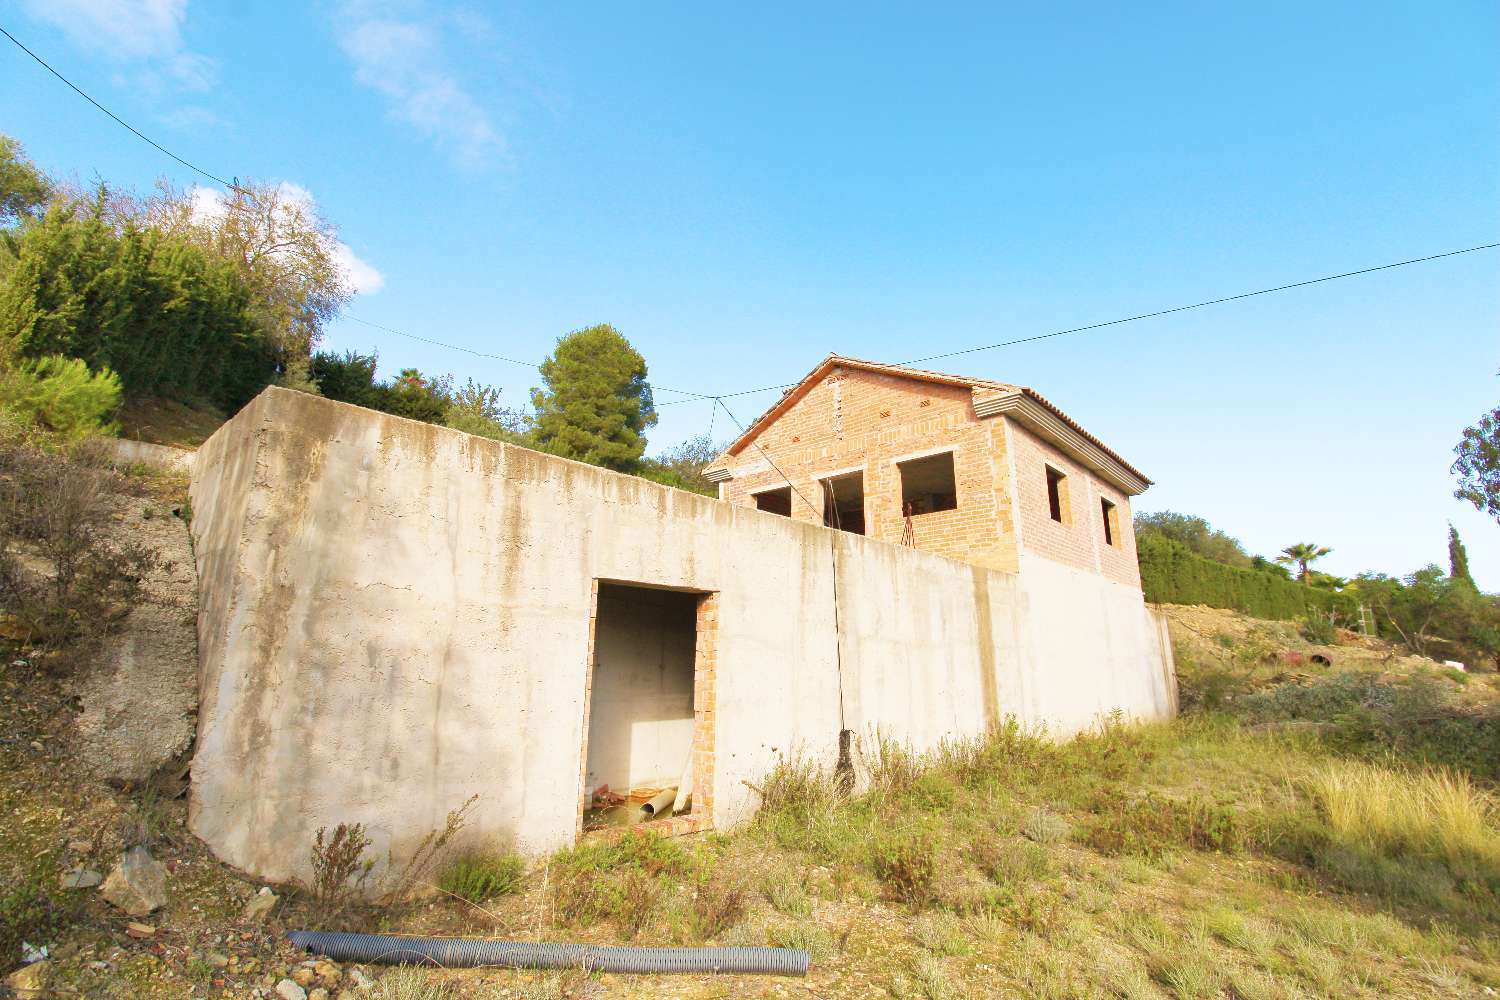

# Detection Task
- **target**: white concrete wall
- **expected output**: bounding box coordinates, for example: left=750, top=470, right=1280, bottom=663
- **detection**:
left=188, top=388, right=1175, bottom=884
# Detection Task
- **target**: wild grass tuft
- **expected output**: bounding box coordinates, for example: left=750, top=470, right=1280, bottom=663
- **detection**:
left=436, top=852, right=525, bottom=903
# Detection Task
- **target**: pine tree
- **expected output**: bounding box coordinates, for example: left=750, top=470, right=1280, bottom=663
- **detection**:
left=1448, top=523, right=1477, bottom=591
left=530, top=324, right=656, bottom=472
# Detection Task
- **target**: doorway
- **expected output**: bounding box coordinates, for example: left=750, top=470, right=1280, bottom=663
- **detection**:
left=581, top=583, right=714, bottom=832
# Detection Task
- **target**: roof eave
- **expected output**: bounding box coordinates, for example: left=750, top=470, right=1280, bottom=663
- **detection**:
left=974, top=390, right=1152, bottom=495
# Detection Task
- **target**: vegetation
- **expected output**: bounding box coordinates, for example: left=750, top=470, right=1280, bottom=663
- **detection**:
left=436, top=853, right=525, bottom=903
left=1138, top=532, right=1355, bottom=621
left=1454, top=403, right=1500, bottom=524
left=0, top=438, right=158, bottom=663
left=1135, top=510, right=1255, bottom=568
left=530, top=323, right=657, bottom=472
left=1277, top=542, right=1333, bottom=583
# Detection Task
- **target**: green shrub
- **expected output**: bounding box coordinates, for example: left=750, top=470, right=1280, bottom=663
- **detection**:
left=1138, top=533, right=1355, bottom=622
left=1081, top=790, right=1245, bottom=859
left=869, top=826, right=939, bottom=909
left=1299, top=614, right=1339, bottom=645
left=437, top=853, right=525, bottom=903
left=0, top=354, right=121, bottom=440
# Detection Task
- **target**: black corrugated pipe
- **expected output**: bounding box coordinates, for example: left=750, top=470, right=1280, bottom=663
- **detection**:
left=288, top=930, right=810, bottom=976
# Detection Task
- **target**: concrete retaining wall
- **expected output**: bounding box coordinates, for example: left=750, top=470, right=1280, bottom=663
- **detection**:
left=188, top=387, right=1175, bottom=884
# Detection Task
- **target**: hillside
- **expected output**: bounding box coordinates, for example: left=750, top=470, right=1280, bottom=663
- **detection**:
left=1, top=445, right=1497, bottom=1000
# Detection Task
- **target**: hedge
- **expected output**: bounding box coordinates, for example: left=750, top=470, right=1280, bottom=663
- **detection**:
left=1137, top=534, right=1355, bottom=622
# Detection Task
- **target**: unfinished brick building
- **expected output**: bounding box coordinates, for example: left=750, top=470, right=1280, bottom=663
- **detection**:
left=704, top=355, right=1152, bottom=586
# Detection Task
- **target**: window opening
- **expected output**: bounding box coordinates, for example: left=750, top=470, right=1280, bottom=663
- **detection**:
left=899, top=452, right=958, bottom=515
left=821, top=471, right=866, bottom=535
left=1045, top=466, right=1068, bottom=524
left=753, top=486, right=792, bottom=517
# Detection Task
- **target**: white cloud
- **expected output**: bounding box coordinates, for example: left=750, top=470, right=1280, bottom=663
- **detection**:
left=20, top=0, right=217, bottom=91
left=334, top=2, right=504, bottom=165
left=186, top=183, right=386, bottom=295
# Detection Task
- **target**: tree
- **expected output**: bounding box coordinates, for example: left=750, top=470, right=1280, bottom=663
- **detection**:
left=530, top=324, right=656, bottom=472
left=444, top=378, right=529, bottom=444
left=1449, top=523, right=1477, bottom=592
left=1453, top=404, right=1500, bottom=525
left=150, top=181, right=351, bottom=389
left=0, top=135, right=51, bottom=229
left=1132, top=511, right=1252, bottom=568
left=0, top=193, right=272, bottom=409
left=639, top=434, right=726, bottom=496
left=1276, top=542, right=1331, bottom=583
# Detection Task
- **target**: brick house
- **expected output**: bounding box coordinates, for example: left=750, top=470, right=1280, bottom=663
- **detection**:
left=704, top=354, right=1152, bottom=588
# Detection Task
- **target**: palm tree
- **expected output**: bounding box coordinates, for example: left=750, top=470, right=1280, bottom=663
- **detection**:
left=1277, top=543, right=1332, bottom=583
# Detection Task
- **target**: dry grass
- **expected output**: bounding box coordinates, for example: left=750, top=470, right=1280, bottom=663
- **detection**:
left=1310, top=760, right=1500, bottom=871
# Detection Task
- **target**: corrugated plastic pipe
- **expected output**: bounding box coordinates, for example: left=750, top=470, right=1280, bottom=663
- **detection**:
left=288, top=930, right=810, bottom=976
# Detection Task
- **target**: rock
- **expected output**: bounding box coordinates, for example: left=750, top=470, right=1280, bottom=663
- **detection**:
left=100, top=846, right=168, bottom=916
left=61, top=867, right=103, bottom=889
left=309, top=990, right=330, bottom=1000
left=125, top=922, right=156, bottom=939
left=205, top=951, right=231, bottom=969
left=292, top=966, right=317, bottom=986
left=275, top=980, right=308, bottom=1000
left=67, top=839, right=93, bottom=854
left=6, top=960, right=50, bottom=998
left=242, top=886, right=279, bottom=924
left=347, top=967, right=371, bottom=989
left=313, top=960, right=341, bottom=983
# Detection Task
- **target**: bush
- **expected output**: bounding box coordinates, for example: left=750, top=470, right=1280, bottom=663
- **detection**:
left=0, top=355, right=121, bottom=440
left=684, top=874, right=748, bottom=940
left=1138, top=533, right=1355, bottom=622
left=436, top=853, right=525, bottom=903
left=869, top=826, right=939, bottom=909
left=0, top=199, right=274, bottom=409
left=547, top=832, right=693, bottom=934
left=307, top=822, right=374, bottom=927
left=0, top=443, right=157, bottom=657
left=1081, top=790, right=1245, bottom=859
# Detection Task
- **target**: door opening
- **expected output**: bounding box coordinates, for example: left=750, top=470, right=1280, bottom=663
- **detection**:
left=581, top=583, right=715, bottom=834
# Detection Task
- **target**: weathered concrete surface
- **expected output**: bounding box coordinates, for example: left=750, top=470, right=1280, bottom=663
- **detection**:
left=74, top=496, right=199, bottom=783
left=188, top=387, right=1175, bottom=884
left=109, top=438, right=195, bottom=472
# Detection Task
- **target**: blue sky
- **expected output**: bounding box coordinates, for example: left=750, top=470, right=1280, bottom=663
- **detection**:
left=4, top=1, right=1498, bottom=586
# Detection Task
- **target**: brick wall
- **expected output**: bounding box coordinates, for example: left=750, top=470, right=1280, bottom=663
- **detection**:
left=721, top=367, right=1020, bottom=573
left=1008, top=420, right=1140, bottom=588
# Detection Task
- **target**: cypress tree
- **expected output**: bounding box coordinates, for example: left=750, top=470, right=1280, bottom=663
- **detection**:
left=1448, top=523, right=1477, bottom=591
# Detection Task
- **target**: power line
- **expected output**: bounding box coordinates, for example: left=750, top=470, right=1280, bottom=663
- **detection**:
left=0, top=23, right=242, bottom=192
left=903, top=242, right=1500, bottom=367
left=714, top=398, right=821, bottom=518
left=343, top=314, right=713, bottom=401
left=657, top=241, right=1500, bottom=406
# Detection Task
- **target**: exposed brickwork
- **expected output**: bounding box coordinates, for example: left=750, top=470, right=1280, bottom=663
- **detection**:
left=722, top=367, right=1019, bottom=572
left=1010, top=421, right=1140, bottom=587
left=718, top=362, right=1141, bottom=587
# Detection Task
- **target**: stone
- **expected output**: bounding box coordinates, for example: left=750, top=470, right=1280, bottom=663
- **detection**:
left=125, top=922, right=156, bottom=939
left=67, top=839, right=93, bottom=854
left=241, top=886, right=279, bottom=924
left=313, top=960, right=341, bottom=983
left=61, top=867, right=103, bottom=889
left=99, top=846, right=168, bottom=916
left=309, top=990, right=330, bottom=1000
left=292, top=966, right=317, bottom=986
left=205, top=951, right=231, bottom=969
left=6, top=960, right=50, bottom=999
left=274, top=980, right=308, bottom=1000
left=347, top=968, right=371, bottom=989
